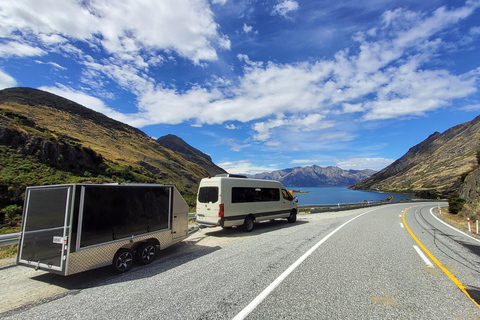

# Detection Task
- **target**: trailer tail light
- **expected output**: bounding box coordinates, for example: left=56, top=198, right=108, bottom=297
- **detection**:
left=219, top=204, right=224, bottom=218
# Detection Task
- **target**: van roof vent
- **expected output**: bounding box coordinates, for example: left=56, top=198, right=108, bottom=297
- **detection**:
left=215, top=173, right=248, bottom=178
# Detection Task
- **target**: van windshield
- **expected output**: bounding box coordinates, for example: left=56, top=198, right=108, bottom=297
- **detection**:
left=282, top=189, right=294, bottom=201
left=198, top=187, right=219, bottom=203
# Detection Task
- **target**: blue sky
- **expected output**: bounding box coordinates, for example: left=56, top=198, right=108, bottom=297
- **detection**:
left=1, top=0, right=479, bottom=174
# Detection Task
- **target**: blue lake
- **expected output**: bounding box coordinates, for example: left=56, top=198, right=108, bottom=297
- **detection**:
left=288, top=186, right=412, bottom=205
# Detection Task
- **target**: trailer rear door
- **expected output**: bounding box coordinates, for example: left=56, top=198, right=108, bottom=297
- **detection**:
left=18, top=186, right=71, bottom=273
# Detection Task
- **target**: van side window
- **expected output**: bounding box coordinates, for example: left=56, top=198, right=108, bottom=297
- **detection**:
left=232, top=187, right=280, bottom=203
left=282, top=189, right=294, bottom=201
left=198, top=187, right=219, bottom=203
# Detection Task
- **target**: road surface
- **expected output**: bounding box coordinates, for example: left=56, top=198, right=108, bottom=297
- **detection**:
left=1, top=202, right=479, bottom=319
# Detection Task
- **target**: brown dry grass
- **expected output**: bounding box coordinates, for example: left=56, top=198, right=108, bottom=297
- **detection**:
left=439, top=207, right=480, bottom=240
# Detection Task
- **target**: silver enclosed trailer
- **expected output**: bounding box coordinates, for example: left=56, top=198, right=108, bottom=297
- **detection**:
left=17, top=183, right=189, bottom=275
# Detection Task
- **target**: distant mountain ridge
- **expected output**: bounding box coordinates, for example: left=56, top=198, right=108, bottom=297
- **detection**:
left=350, top=114, right=480, bottom=196
left=251, top=165, right=376, bottom=187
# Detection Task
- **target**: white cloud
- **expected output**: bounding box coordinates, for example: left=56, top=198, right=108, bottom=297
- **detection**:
left=272, top=0, right=299, bottom=19
left=252, top=114, right=333, bottom=141
left=460, top=104, right=480, bottom=111
left=35, top=60, right=67, bottom=70
left=0, top=42, right=46, bottom=58
left=0, top=0, right=230, bottom=64
left=243, top=24, right=253, bottom=33
left=225, top=124, right=238, bottom=130
left=38, top=84, right=131, bottom=123
left=0, top=69, right=17, bottom=89
left=217, top=160, right=279, bottom=175
left=335, top=157, right=395, bottom=170
left=291, top=159, right=319, bottom=164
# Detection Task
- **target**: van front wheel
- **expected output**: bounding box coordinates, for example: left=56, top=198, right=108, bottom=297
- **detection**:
left=243, top=216, right=254, bottom=232
left=287, top=211, right=297, bottom=223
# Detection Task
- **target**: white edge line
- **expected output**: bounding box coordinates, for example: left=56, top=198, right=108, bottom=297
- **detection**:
left=413, top=245, right=434, bottom=267
left=232, top=207, right=380, bottom=320
left=429, top=208, right=480, bottom=244
left=400, top=223, right=404, bottom=228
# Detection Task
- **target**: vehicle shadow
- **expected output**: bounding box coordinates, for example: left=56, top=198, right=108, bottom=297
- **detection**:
left=466, top=286, right=480, bottom=305
left=29, top=242, right=220, bottom=291
left=202, top=218, right=308, bottom=238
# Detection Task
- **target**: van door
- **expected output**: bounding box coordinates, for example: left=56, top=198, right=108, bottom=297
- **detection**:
left=18, top=186, right=71, bottom=273
left=196, top=185, right=220, bottom=225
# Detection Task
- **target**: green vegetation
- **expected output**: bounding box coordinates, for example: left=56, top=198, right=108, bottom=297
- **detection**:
left=0, top=245, right=17, bottom=260
left=0, top=143, right=165, bottom=229
left=448, top=193, right=465, bottom=214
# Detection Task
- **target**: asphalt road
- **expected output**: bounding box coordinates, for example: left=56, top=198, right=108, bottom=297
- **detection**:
left=1, top=202, right=479, bottom=319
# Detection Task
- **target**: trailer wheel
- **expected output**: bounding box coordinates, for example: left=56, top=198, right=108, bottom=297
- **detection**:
left=136, top=242, right=156, bottom=265
left=243, top=216, right=254, bottom=232
left=112, top=248, right=134, bottom=273
left=287, top=210, right=297, bottom=223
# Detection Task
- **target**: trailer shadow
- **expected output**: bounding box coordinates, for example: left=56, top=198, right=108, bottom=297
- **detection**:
left=29, top=242, right=221, bottom=291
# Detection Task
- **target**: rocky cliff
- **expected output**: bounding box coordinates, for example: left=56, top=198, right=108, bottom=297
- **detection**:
left=157, top=134, right=226, bottom=177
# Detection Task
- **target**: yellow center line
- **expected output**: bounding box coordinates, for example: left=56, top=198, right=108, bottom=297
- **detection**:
left=402, top=206, right=480, bottom=309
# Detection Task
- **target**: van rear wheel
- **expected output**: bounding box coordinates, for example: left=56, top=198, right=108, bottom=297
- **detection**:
left=243, top=216, right=254, bottom=232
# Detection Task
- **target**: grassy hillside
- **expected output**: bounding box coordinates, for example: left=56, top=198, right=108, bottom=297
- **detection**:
left=0, top=87, right=224, bottom=227
left=351, top=115, right=480, bottom=197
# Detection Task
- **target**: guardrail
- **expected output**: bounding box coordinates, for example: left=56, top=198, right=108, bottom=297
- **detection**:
left=0, top=232, right=20, bottom=247
left=297, top=198, right=445, bottom=213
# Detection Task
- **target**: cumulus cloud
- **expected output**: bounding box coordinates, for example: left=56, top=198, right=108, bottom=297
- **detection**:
left=252, top=114, right=334, bottom=141
left=0, top=42, right=46, bottom=58
left=335, top=157, right=395, bottom=171
left=272, top=0, right=299, bottom=19
left=217, top=160, right=279, bottom=175
left=0, top=69, right=17, bottom=89
left=291, top=159, right=319, bottom=164
left=0, top=0, right=230, bottom=64
left=38, top=84, right=131, bottom=123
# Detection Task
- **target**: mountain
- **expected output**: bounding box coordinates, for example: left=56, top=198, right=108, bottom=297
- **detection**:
left=251, top=165, right=376, bottom=187
left=350, top=115, right=480, bottom=197
left=0, top=87, right=225, bottom=210
left=157, top=134, right=225, bottom=177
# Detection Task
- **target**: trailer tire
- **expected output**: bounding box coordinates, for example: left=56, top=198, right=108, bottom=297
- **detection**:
left=136, top=242, right=156, bottom=265
left=112, top=248, right=134, bottom=273
left=287, top=210, right=297, bottom=223
left=243, top=216, right=254, bottom=232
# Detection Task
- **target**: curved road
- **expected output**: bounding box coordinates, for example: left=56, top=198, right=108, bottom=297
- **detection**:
left=1, top=202, right=479, bottom=319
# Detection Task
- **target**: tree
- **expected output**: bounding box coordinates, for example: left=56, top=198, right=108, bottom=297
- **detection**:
left=448, top=193, right=465, bottom=214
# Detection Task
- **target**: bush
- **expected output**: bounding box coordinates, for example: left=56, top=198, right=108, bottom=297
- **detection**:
left=448, top=193, right=465, bottom=214
left=2, top=204, right=23, bottom=226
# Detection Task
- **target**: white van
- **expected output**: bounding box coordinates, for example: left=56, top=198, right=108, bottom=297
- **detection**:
left=196, top=174, right=298, bottom=232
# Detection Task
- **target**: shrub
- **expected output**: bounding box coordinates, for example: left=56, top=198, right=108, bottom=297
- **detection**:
left=2, top=204, right=23, bottom=226
left=448, top=193, right=465, bottom=214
